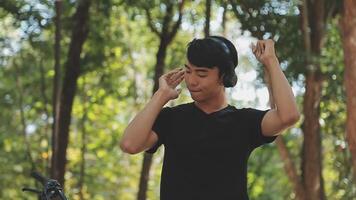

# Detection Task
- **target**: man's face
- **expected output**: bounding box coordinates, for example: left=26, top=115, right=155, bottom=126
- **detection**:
left=184, top=61, right=224, bottom=102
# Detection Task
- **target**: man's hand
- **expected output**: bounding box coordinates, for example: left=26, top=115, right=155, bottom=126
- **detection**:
left=251, top=39, right=279, bottom=68
left=158, top=68, right=185, bottom=101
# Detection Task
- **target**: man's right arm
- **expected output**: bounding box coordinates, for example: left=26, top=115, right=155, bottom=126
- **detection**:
left=119, top=89, right=170, bottom=154
left=120, top=68, right=185, bottom=154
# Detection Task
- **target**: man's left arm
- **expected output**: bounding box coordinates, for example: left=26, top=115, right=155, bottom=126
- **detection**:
left=252, top=39, right=300, bottom=137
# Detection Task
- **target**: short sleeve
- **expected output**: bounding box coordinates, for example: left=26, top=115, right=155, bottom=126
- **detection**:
left=145, top=107, right=171, bottom=154
left=246, top=108, right=277, bottom=150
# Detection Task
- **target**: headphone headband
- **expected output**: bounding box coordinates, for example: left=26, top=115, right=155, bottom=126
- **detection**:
left=207, top=37, right=231, bottom=58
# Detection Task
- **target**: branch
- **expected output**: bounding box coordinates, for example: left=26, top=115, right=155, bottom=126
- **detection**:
left=275, top=137, right=307, bottom=200
left=161, top=1, right=174, bottom=37
left=144, top=6, right=160, bottom=36
left=168, top=0, right=185, bottom=43
left=229, top=0, right=263, bottom=38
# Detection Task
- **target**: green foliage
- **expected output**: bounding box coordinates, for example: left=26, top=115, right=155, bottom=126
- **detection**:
left=319, top=17, right=356, bottom=199
left=0, top=0, right=354, bottom=199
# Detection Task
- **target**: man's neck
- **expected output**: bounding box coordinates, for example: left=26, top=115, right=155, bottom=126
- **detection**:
left=194, top=89, right=228, bottom=114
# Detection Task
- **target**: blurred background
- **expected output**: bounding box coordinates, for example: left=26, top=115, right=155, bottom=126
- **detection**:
left=0, top=0, right=355, bottom=199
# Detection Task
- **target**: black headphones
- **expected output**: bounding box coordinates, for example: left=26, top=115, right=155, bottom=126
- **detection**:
left=207, top=37, right=238, bottom=87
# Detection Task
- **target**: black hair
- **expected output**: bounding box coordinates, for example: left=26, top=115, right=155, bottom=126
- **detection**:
left=186, top=36, right=238, bottom=87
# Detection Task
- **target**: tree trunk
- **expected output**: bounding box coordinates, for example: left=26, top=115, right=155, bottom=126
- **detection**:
left=52, top=0, right=62, bottom=167
left=341, top=0, right=356, bottom=183
left=221, top=1, right=227, bottom=37
left=204, top=0, right=211, bottom=37
left=301, top=0, right=326, bottom=199
left=137, top=153, right=154, bottom=200
left=51, top=0, right=91, bottom=186
left=302, top=72, right=324, bottom=200
left=276, top=137, right=307, bottom=200
left=152, top=40, right=169, bottom=93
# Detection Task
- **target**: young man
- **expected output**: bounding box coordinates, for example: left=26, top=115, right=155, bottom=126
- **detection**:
left=120, top=36, right=300, bottom=200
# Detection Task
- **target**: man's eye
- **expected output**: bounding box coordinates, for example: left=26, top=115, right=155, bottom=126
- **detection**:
left=198, top=74, right=207, bottom=77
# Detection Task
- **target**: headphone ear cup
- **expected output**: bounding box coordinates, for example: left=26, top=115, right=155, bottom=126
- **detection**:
left=223, top=74, right=237, bottom=87
left=223, top=61, right=237, bottom=87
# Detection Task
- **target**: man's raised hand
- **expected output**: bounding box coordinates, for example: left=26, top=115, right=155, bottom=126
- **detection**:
left=158, top=68, right=185, bottom=100
left=251, top=39, right=279, bottom=67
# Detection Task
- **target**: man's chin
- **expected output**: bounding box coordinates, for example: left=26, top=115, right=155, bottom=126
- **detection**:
left=190, top=93, right=203, bottom=101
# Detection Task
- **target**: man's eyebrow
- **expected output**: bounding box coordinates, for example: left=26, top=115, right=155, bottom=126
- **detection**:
left=184, top=64, right=209, bottom=72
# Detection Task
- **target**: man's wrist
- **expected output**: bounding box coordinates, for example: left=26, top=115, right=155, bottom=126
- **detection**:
left=263, top=57, right=279, bottom=70
left=154, top=88, right=171, bottom=105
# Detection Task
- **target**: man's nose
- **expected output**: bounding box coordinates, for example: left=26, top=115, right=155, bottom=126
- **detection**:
left=187, top=74, right=198, bottom=86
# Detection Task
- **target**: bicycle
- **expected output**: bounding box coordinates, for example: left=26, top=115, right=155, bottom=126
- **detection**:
left=22, top=171, right=68, bottom=200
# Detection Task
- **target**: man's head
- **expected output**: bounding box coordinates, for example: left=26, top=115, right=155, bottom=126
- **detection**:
left=186, top=36, right=238, bottom=87
left=184, top=36, right=238, bottom=102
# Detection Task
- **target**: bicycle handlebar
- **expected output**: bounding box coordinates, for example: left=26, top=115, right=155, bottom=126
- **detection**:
left=23, top=171, right=68, bottom=200
left=31, top=171, right=49, bottom=185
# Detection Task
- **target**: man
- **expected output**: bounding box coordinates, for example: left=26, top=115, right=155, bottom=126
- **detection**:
left=120, top=36, right=300, bottom=200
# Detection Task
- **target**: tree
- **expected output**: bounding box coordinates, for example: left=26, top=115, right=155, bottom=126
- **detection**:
left=204, top=0, right=212, bottom=37
left=300, top=1, right=342, bottom=198
left=299, top=0, right=326, bottom=198
left=52, top=0, right=62, bottom=175
left=0, top=0, right=354, bottom=199
left=341, top=0, right=356, bottom=184
left=51, top=0, right=92, bottom=186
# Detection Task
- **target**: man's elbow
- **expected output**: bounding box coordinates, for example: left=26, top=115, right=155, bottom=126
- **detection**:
left=119, top=140, right=141, bottom=155
left=281, top=111, right=300, bottom=126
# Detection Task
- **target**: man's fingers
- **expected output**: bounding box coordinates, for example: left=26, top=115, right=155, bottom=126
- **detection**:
left=252, top=39, right=277, bottom=62
left=169, top=72, right=185, bottom=88
left=169, top=69, right=184, bottom=82
left=171, top=74, right=184, bottom=88
left=170, top=75, right=184, bottom=88
left=165, top=68, right=183, bottom=79
left=251, top=43, right=257, bottom=54
left=162, top=67, right=184, bottom=86
left=261, top=42, right=266, bottom=53
left=258, top=41, right=263, bottom=55
left=255, top=41, right=262, bottom=58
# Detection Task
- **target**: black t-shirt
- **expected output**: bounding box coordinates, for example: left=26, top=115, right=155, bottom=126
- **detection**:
left=146, top=102, right=277, bottom=200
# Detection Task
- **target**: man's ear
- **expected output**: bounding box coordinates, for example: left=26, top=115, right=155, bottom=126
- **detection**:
left=219, top=74, right=225, bottom=86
